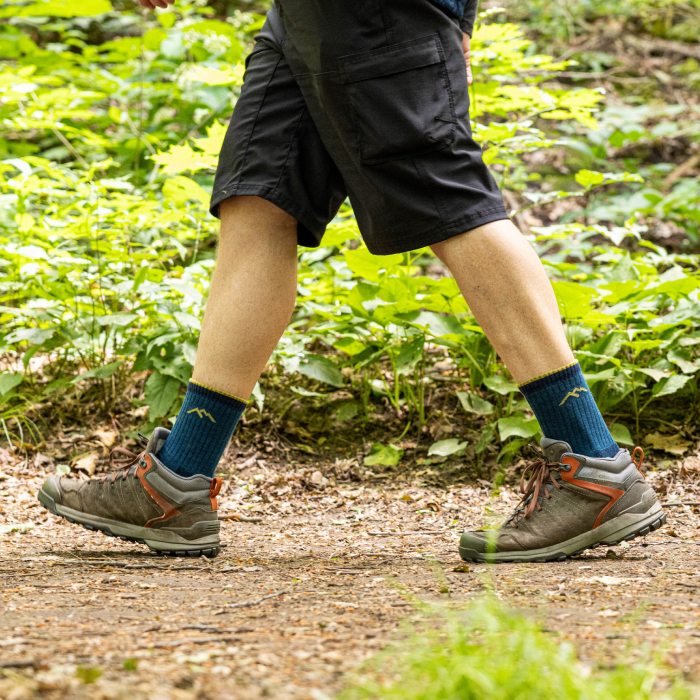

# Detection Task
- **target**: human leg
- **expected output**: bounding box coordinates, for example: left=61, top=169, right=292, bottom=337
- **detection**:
left=430, top=218, right=617, bottom=459
left=157, top=196, right=299, bottom=478
left=38, top=3, right=348, bottom=554
left=37, top=196, right=298, bottom=556
left=430, top=220, right=665, bottom=562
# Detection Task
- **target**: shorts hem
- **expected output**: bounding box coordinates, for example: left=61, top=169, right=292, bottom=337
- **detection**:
left=365, top=207, right=510, bottom=255
left=209, top=182, right=326, bottom=248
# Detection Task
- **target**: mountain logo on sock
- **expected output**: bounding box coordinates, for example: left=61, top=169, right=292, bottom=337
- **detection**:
left=187, top=407, right=217, bottom=423
left=559, top=387, right=588, bottom=406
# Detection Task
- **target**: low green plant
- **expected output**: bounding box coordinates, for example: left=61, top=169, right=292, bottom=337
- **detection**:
left=339, top=597, right=693, bottom=700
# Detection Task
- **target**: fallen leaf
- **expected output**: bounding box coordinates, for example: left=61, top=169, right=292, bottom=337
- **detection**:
left=92, top=429, right=117, bottom=447
left=645, top=432, right=692, bottom=456
left=72, top=452, right=100, bottom=476
left=34, top=453, right=53, bottom=469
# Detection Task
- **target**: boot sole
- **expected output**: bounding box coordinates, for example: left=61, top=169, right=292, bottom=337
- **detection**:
left=38, top=488, right=220, bottom=558
left=459, top=503, right=666, bottom=563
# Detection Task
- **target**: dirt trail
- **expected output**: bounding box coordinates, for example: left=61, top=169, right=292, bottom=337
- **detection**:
left=1, top=449, right=699, bottom=699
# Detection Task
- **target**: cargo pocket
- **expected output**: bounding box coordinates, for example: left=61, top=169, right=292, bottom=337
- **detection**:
left=339, top=34, right=456, bottom=165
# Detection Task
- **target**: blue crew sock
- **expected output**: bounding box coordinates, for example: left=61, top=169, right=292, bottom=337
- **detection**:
left=519, top=362, right=619, bottom=458
left=157, top=381, right=247, bottom=478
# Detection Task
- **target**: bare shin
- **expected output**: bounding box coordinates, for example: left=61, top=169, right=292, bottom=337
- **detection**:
left=191, top=196, right=298, bottom=399
left=431, top=219, right=574, bottom=384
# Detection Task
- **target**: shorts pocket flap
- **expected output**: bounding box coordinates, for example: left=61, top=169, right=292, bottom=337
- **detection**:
left=340, top=35, right=442, bottom=83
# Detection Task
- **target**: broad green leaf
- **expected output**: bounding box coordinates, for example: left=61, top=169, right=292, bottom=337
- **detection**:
left=179, top=64, right=243, bottom=87
left=151, top=144, right=216, bottom=175
left=395, top=337, right=424, bottom=372
left=335, top=401, right=360, bottom=422
left=498, top=416, right=540, bottom=441
left=5, top=327, right=54, bottom=345
left=343, top=247, right=402, bottom=282
left=364, top=443, right=403, bottom=467
left=609, top=423, right=633, bottom=446
left=145, top=372, right=181, bottom=419
left=0, top=373, right=23, bottom=396
left=484, top=375, right=517, bottom=395
left=575, top=169, right=643, bottom=190
left=407, top=311, right=465, bottom=339
left=636, top=367, right=671, bottom=382
left=428, top=439, right=467, bottom=457
left=575, top=169, right=605, bottom=189
left=163, top=176, right=210, bottom=206
left=298, top=356, right=344, bottom=388
left=667, top=348, right=700, bottom=375
left=74, top=361, right=123, bottom=381
left=552, top=281, right=598, bottom=319
left=95, top=313, right=138, bottom=328
left=333, top=337, right=368, bottom=356
left=4, top=0, right=113, bottom=18
left=457, top=391, right=495, bottom=415
left=651, top=374, right=691, bottom=398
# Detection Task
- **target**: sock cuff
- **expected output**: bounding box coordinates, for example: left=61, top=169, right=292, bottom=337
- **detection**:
left=519, top=361, right=582, bottom=394
left=188, top=381, right=248, bottom=408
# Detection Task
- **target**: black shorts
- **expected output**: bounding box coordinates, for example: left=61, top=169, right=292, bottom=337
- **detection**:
left=210, top=0, right=508, bottom=255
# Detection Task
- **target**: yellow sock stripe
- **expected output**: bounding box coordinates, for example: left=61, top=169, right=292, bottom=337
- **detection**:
left=190, top=379, right=249, bottom=405
left=518, top=360, right=579, bottom=388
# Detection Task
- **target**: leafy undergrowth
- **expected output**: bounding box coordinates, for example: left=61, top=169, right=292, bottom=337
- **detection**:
left=0, top=0, right=698, bottom=472
left=339, top=598, right=693, bottom=700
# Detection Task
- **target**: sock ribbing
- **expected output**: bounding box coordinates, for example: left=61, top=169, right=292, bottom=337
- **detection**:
left=157, top=382, right=247, bottom=478
left=519, top=363, right=619, bottom=458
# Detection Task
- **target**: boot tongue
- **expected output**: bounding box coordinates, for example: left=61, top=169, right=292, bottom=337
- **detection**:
left=146, top=427, right=170, bottom=456
left=540, top=437, right=573, bottom=463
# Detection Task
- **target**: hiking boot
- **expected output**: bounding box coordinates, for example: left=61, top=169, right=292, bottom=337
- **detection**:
left=459, top=438, right=666, bottom=563
left=38, top=428, right=222, bottom=557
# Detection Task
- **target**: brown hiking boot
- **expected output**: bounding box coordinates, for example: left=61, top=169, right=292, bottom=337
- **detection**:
left=38, top=428, right=222, bottom=557
left=460, top=438, right=666, bottom=563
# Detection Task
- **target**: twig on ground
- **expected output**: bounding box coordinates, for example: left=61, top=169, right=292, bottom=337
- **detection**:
left=219, top=513, right=263, bottom=523
left=368, top=530, right=445, bottom=536
left=219, top=590, right=289, bottom=611
left=663, top=153, right=700, bottom=190
left=0, top=660, right=36, bottom=669
left=146, top=631, right=253, bottom=649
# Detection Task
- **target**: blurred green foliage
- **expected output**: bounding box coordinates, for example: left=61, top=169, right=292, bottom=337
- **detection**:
left=339, top=597, right=693, bottom=699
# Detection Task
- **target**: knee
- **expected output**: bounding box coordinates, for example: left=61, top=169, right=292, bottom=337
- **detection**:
left=219, top=195, right=298, bottom=245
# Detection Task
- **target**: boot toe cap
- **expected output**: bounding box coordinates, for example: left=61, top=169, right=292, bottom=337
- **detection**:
left=459, top=530, right=491, bottom=556
left=39, top=475, right=63, bottom=503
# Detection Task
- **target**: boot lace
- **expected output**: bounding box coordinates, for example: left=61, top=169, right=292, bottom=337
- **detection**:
left=106, top=433, right=149, bottom=481
left=507, top=448, right=565, bottom=527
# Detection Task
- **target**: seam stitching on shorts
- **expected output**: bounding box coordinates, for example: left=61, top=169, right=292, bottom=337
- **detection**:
left=273, top=106, right=307, bottom=193
left=413, top=158, right=447, bottom=230
left=236, top=52, right=283, bottom=181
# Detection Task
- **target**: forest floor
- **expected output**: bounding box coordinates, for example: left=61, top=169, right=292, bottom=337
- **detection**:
left=1, top=437, right=698, bottom=700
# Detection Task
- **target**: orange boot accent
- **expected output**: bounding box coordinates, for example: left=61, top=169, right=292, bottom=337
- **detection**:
left=209, top=477, right=223, bottom=511
left=560, top=456, right=625, bottom=529
left=631, top=446, right=645, bottom=472
left=136, top=455, right=182, bottom=527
